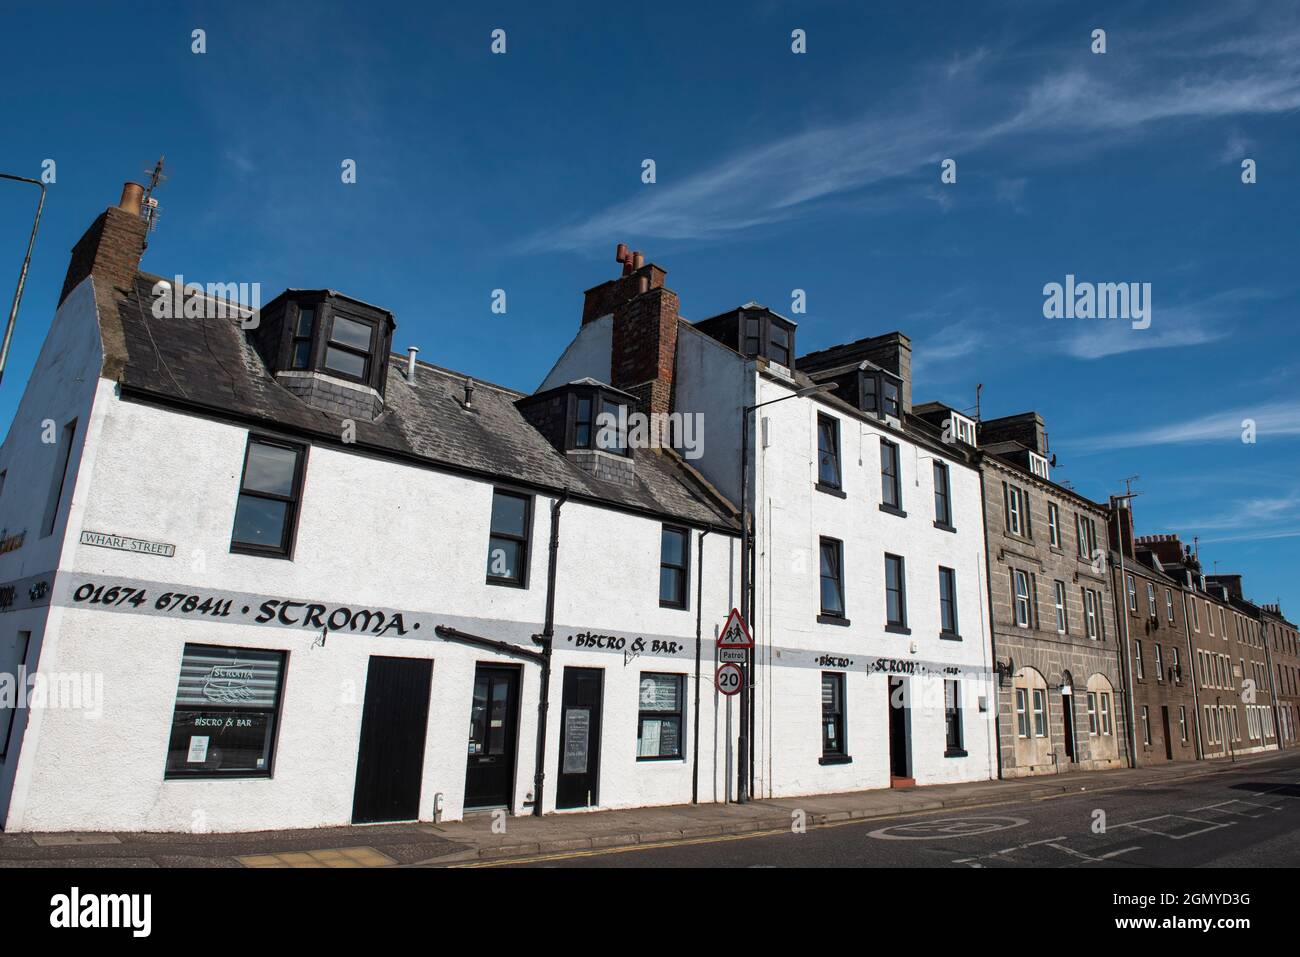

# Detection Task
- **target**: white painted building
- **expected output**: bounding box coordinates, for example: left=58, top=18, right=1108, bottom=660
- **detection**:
left=0, top=189, right=743, bottom=832
left=545, top=257, right=1000, bottom=800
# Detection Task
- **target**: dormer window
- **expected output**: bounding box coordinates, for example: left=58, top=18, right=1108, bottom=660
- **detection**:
left=1028, top=452, right=1050, bottom=480
left=323, top=313, right=376, bottom=382
left=596, top=397, right=628, bottom=455
left=950, top=413, right=977, bottom=447
left=739, top=310, right=796, bottom=368
left=291, top=307, right=315, bottom=369
left=554, top=384, right=632, bottom=457
left=861, top=369, right=902, bottom=419
left=249, top=291, right=395, bottom=415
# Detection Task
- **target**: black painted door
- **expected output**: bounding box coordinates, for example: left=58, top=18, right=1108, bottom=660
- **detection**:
left=1061, top=693, right=1076, bottom=762
left=556, top=667, right=603, bottom=809
left=351, top=656, right=433, bottom=824
left=1161, top=706, right=1173, bottom=760
left=465, top=666, right=521, bottom=809
left=888, top=677, right=910, bottom=778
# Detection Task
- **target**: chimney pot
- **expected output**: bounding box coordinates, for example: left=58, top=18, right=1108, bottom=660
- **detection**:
left=118, top=182, right=144, bottom=216
left=406, top=345, right=419, bottom=382
left=615, top=243, right=629, bottom=263
left=632, top=251, right=645, bottom=270
left=464, top=376, right=475, bottom=409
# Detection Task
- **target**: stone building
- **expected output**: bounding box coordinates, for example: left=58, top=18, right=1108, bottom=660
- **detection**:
left=1258, top=603, right=1300, bottom=749
left=1107, top=502, right=1199, bottom=764
left=1140, top=537, right=1277, bottom=759
left=967, top=411, right=1127, bottom=777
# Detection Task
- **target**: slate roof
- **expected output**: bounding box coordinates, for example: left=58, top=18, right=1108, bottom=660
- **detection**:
left=101, top=273, right=739, bottom=531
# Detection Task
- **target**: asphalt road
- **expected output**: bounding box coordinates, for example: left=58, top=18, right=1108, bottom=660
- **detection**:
left=499, top=752, right=1300, bottom=867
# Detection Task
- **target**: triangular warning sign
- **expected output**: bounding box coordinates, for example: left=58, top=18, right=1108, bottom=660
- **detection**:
left=717, top=607, right=752, bottom=649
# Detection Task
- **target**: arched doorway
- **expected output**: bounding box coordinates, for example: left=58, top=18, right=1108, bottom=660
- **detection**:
left=1059, top=670, right=1076, bottom=765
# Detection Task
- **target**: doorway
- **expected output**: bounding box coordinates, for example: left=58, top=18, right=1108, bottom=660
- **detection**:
left=465, top=665, right=521, bottom=810
left=1061, top=691, right=1076, bottom=764
left=1161, top=706, right=1173, bottom=760
left=888, top=676, right=912, bottom=785
left=556, top=667, right=603, bottom=809
left=352, top=656, right=433, bottom=824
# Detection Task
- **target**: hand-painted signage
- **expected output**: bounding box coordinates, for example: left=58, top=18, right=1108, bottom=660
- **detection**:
left=80, top=530, right=176, bottom=558
left=563, top=709, right=590, bottom=773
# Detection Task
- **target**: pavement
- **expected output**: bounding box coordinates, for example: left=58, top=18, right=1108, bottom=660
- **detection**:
left=1, top=749, right=1295, bottom=868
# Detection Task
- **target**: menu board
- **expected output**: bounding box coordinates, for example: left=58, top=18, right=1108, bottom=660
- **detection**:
left=563, top=709, right=590, bottom=774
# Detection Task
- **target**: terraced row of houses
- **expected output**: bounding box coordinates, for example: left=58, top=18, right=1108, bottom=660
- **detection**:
left=0, top=183, right=1294, bottom=832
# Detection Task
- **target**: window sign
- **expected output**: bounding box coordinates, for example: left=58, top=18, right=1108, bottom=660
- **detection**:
left=165, top=644, right=286, bottom=778
left=637, top=673, right=683, bottom=759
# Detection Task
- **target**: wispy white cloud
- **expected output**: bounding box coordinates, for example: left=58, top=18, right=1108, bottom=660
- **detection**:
left=520, top=9, right=1300, bottom=252
left=1066, top=400, right=1300, bottom=452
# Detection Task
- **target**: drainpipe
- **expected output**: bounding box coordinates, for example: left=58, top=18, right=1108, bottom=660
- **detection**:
left=692, top=528, right=709, bottom=804
left=1180, top=585, right=1205, bottom=760
left=974, top=453, right=1004, bottom=780
left=531, top=489, right=568, bottom=815
left=1112, top=551, right=1138, bottom=769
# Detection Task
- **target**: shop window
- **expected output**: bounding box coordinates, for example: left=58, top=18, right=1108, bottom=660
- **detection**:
left=944, top=680, right=965, bottom=756
left=637, top=673, right=684, bottom=760
left=821, top=672, right=847, bottom=761
left=486, top=489, right=531, bottom=587
left=230, top=435, right=306, bottom=558
left=164, top=644, right=286, bottom=778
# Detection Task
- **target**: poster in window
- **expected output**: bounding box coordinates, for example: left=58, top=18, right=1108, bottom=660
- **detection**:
left=187, top=736, right=210, bottom=763
left=639, top=717, right=662, bottom=757
left=563, top=708, right=590, bottom=774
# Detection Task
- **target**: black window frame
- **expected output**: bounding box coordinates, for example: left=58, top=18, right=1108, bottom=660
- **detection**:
left=289, top=303, right=316, bottom=370
left=486, top=488, right=533, bottom=588
left=637, top=672, right=685, bottom=761
left=737, top=310, right=796, bottom=369
left=0, top=629, right=31, bottom=758
left=938, top=565, right=960, bottom=639
left=933, top=460, right=953, bottom=529
left=322, top=311, right=378, bottom=384
left=816, top=413, right=843, bottom=492
left=944, top=679, right=966, bottom=756
left=885, top=552, right=909, bottom=633
left=163, top=643, right=288, bottom=780
left=880, top=439, right=904, bottom=515
left=229, top=434, right=308, bottom=560
left=817, top=536, right=848, bottom=624
left=820, top=671, right=849, bottom=763
left=659, top=524, right=690, bottom=610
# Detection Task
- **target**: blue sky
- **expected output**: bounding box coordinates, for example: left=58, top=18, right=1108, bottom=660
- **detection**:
left=1, top=1, right=1297, bottom=612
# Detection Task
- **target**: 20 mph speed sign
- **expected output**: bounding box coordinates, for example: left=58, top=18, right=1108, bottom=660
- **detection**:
left=716, top=662, right=743, bottom=696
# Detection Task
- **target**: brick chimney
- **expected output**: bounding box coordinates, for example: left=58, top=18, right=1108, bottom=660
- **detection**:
left=59, top=183, right=148, bottom=306
left=584, top=245, right=679, bottom=416
left=1136, top=533, right=1189, bottom=569
left=581, top=244, right=667, bottom=325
